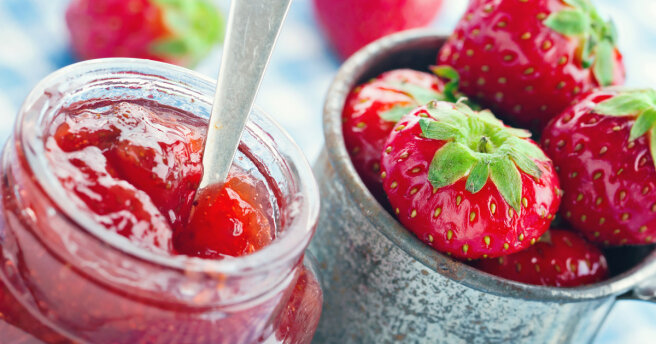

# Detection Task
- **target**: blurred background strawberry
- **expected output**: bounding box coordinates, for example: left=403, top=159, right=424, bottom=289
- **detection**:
left=313, top=0, right=444, bottom=59
left=66, top=0, right=224, bottom=67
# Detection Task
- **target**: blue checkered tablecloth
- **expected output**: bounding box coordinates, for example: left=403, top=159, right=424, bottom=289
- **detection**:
left=0, top=1, right=655, bottom=343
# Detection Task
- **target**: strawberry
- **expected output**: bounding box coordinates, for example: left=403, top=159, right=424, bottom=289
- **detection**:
left=380, top=101, right=560, bottom=259
left=476, top=229, right=608, bottom=287
left=313, top=0, right=444, bottom=59
left=343, top=67, right=465, bottom=200
left=66, top=0, right=224, bottom=67
left=542, top=88, right=656, bottom=246
left=437, top=0, right=625, bottom=130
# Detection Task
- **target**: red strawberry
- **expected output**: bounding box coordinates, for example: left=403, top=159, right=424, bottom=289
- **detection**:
left=66, top=0, right=224, bottom=67
left=343, top=68, right=465, bottom=200
left=314, top=0, right=444, bottom=59
left=542, top=88, right=656, bottom=246
left=380, top=101, right=560, bottom=259
left=437, top=0, right=625, bottom=130
left=476, top=229, right=608, bottom=287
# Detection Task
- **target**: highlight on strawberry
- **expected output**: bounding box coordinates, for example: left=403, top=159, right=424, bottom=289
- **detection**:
left=543, top=88, right=656, bottom=246
left=437, top=0, right=624, bottom=130
left=342, top=67, right=468, bottom=200
left=380, top=100, right=561, bottom=259
left=476, top=229, right=609, bottom=287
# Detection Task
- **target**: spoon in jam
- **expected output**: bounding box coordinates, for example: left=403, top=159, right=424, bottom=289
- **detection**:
left=198, top=0, right=293, bottom=190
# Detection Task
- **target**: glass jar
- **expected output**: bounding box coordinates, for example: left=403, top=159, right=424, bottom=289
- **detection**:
left=0, top=59, right=322, bottom=344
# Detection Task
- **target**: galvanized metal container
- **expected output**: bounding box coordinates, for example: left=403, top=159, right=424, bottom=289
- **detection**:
left=309, top=30, right=656, bottom=344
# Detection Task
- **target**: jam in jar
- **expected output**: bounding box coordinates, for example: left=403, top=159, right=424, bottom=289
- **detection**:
left=0, top=59, right=322, bottom=344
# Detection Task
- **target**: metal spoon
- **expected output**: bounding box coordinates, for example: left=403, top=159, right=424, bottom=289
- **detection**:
left=198, top=0, right=293, bottom=190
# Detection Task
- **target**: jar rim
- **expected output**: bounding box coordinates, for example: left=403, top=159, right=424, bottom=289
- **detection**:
left=16, top=58, right=320, bottom=276
left=323, top=29, right=656, bottom=301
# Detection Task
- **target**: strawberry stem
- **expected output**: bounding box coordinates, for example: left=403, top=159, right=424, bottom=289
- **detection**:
left=421, top=102, right=550, bottom=211
left=478, top=136, right=493, bottom=153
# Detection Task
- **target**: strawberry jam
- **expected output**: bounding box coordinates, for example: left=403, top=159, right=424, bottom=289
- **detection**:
left=0, top=95, right=321, bottom=343
left=175, top=180, right=274, bottom=258
left=47, top=99, right=275, bottom=259
left=48, top=100, right=204, bottom=254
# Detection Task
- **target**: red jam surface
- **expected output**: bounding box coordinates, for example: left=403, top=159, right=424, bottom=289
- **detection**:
left=47, top=100, right=274, bottom=258
left=0, top=99, right=321, bottom=343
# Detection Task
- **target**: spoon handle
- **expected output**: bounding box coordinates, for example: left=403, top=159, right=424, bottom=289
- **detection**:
left=199, top=0, right=293, bottom=189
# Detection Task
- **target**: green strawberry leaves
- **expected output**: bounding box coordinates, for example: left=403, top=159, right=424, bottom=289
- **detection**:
left=594, top=89, right=656, bottom=169
left=380, top=67, right=476, bottom=122
left=630, top=108, right=656, bottom=141
left=379, top=82, right=443, bottom=122
left=490, top=158, right=523, bottom=212
left=544, top=0, right=618, bottom=85
left=509, top=149, right=543, bottom=179
left=506, top=136, right=548, bottom=161
left=428, top=142, right=477, bottom=190
left=544, top=9, right=590, bottom=35
left=380, top=105, right=416, bottom=122
left=419, top=118, right=464, bottom=140
left=432, top=66, right=481, bottom=110
left=431, top=65, right=461, bottom=103
left=465, top=161, right=490, bottom=194
left=476, top=109, right=532, bottom=138
left=387, top=82, right=443, bottom=105
left=151, top=0, right=225, bottom=66
left=421, top=102, right=549, bottom=211
left=594, top=40, right=615, bottom=86
left=594, top=90, right=654, bottom=115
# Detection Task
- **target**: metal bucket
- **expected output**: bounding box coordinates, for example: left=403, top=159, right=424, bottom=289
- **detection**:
left=309, top=30, right=656, bottom=344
